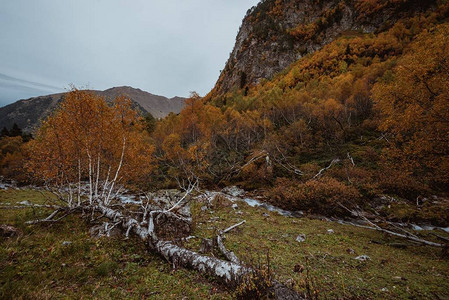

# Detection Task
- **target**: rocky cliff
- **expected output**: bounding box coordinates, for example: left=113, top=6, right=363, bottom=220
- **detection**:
left=211, top=0, right=436, bottom=96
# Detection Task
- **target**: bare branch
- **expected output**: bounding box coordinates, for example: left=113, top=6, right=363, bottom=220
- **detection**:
left=313, top=158, right=340, bottom=179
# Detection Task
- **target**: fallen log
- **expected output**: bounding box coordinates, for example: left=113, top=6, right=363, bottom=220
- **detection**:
left=22, top=188, right=304, bottom=298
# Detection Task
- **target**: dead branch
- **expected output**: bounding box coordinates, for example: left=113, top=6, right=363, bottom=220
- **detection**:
left=25, top=208, right=74, bottom=225
left=0, top=203, right=62, bottom=210
left=347, top=152, right=355, bottom=166
left=216, top=235, right=241, bottom=264
left=337, top=203, right=445, bottom=247
left=215, top=220, right=246, bottom=264
left=222, top=220, right=246, bottom=234
left=21, top=186, right=302, bottom=298
left=313, top=158, right=340, bottom=179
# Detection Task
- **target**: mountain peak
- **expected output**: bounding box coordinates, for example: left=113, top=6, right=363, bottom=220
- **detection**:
left=0, top=87, right=186, bottom=132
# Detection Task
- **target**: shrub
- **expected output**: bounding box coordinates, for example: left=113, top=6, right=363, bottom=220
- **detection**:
left=268, top=177, right=361, bottom=216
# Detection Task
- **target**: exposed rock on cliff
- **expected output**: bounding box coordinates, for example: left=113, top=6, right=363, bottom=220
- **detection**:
left=211, top=0, right=436, bottom=96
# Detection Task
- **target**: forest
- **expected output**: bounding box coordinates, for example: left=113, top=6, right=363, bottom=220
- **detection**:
left=1, top=0, right=449, bottom=299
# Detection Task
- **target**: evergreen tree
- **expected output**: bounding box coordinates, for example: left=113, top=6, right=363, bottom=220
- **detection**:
left=0, top=127, right=9, bottom=138
left=9, top=123, right=22, bottom=137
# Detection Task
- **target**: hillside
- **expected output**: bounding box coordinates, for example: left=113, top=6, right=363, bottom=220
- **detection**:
left=152, top=0, right=449, bottom=222
left=0, top=87, right=185, bottom=132
left=210, top=0, right=437, bottom=96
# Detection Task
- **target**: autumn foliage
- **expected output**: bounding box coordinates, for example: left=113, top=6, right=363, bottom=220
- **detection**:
left=151, top=3, right=449, bottom=218
left=27, top=90, right=154, bottom=197
left=1, top=1, right=448, bottom=222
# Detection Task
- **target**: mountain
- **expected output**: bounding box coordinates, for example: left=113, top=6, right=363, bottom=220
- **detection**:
left=210, top=0, right=437, bottom=96
left=0, top=87, right=186, bottom=132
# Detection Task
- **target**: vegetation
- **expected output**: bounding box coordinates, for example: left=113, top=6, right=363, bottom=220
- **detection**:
left=0, top=189, right=229, bottom=299
left=2, top=189, right=448, bottom=299
left=1, top=0, right=449, bottom=298
left=150, top=3, right=449, bottom=222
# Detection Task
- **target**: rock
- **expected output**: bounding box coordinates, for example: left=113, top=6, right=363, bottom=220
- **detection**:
left=296, top=234, right=306, bottom=243
left=201, top=206, right=208, bottom=212
left=89, top=224, right=121, bottom=239
left=346, top=248, right=355, bottom=254
left=393, top=276, right=407, bottom=282
left=236, top=210, right=243, bottom=215
left=18, top=200, right=31, bottom=205
left=293, top=264, right=304, bottom=273
left=327, top=229, right=334, bottom=234
left=62, top=241, right=72, bottom=246
left=380, top=287, right=388, bottom=292
left=232, top=203, right=238, bottom=210
left=284, top=278, right=295, bottom=288
left=152, top=189, right=192, bottom=219
left=154, top=211, right=191, bottom=240
left=210, top=194, right=233, bottom=208
left=199, top=238, right=213, bottom=254
left=292, top=211, right=304, bottom=217
left=263, top=212, right=270, bottom=217
left=212, top=0, right=432, bottom=97
left=0, top=224, right=20, bottom=237
left=221, top=186, right=245, bottom=197
left=355, top=255, right=371, bottom=261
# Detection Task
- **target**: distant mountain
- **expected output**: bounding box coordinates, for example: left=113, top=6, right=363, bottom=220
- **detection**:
left=0, top=86, right=186, bottom=132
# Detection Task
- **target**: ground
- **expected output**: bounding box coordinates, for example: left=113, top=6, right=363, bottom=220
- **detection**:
left=1, top=188, right=448, bottom=299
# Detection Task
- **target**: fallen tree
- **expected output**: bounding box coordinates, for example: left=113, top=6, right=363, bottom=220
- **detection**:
left=17, top=89, right=303, bottom=298
left=337, top=202, right=446, bottom=248
left=8, top=186, right=303, bottom=299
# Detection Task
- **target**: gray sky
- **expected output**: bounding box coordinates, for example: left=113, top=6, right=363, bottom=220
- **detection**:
left=0, top=0, right=259, bottom=107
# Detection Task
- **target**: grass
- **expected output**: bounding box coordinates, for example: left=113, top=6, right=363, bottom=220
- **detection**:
left=1, top=188, right=448, bottom=299
left=0, top=189, right=229, bottom=299
left=188, top=197, right=449, bottom=299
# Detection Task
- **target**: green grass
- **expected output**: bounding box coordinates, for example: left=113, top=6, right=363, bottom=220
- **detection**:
left=0, top=189, right=229, bottom=299
left=188, top=198, right=449, bottom=299
left=1, top=188, right=448, bottom=299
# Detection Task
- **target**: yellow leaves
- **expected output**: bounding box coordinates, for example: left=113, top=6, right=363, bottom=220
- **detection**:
left=161, top=134, right=183, bottom=162
left=373, top=23, right=449, bottom=186
left=28, top=89, right=154, bottom=185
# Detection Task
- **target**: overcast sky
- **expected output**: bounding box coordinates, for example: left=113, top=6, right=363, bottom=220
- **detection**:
left=0, top=0, right=260, bottom=107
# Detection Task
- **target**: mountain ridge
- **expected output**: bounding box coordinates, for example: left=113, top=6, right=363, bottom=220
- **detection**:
left=0, top=86, right=186, bottom=132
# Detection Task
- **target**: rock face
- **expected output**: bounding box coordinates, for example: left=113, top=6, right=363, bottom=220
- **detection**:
left=0, top=86, right=186, bottom=132
left=211, top=0, right=436, bottom=96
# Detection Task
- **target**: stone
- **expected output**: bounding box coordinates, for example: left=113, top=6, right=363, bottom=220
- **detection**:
left=355, top=255, right=371, bottom=261
left=199, top=238, right=213, bottom=254
left=327, top=229, right=334, bottom=234
left=89, top=224, right=121, bottom=239
left=0, top=224, right=20, bottom=237
left=221, top=186, right=245, bottom=197
left=296, top=234, right=306, bottom=243
left=293, top=264, right=304, bottom=273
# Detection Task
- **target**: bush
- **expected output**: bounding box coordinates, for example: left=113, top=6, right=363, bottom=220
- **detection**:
left=268, top=177, right=361, bottom=216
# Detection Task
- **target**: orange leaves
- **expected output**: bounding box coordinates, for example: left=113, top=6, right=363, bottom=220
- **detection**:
left=28, top=89, right=154, bottom=185
left=373, top=24, right=449, bottom=187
